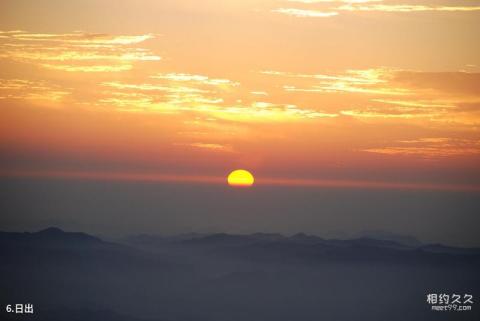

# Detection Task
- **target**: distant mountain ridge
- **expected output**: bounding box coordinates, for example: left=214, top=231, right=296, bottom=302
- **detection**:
left=1, top=227, right=479, bottom=321
left=3, top=227, right=479, bottom=255
left=356, top=230, right=422, bottom=247
left=0, top=226, right=102, bottom=247
left=120, top=230, right=480, bottom=257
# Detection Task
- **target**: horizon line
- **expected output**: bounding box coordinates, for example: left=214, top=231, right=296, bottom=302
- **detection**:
left=1, top=169, right=479, bottom=193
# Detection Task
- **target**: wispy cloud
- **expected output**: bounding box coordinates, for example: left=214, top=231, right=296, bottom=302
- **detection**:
left=264, top=68, right=411, bottom=95
left=371, top=99, right=455, bottom=109
left=0, top=31, right=160, bottom=72
left=0, top=79, right=70, bottom=101
left=262, top=68, right=480, bottom=126
left=272, top=8, right=338, bottom=17
left=151, top=73, right=240, bottom=87
left=363, top=138, right=480, bottom=158
left=273, top=0, right=480, bottom=17
left=287, top=0, right=381, bottom=3
left=9, top=32, right=155, bottom=45
left=99, top=73, right=336, bottom=121
left=175, top=142, right=236, bottom=153
left=338, top=4, right=480, bottom=13
left=250, top=91, right=269, bottom=96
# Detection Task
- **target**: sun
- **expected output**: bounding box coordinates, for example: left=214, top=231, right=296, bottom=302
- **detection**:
left=227, top=169, right=254, bottom=187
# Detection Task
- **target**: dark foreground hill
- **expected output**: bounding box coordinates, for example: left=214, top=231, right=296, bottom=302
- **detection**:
left=1, top=228, right=479, bottom=321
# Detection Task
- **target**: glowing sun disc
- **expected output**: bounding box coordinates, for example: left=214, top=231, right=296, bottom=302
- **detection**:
left=227, top=169, right=254, bottom=187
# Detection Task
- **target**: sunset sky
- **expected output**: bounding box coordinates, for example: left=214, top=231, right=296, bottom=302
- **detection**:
left=1, top=0, right=480, bottom=188
left=1, top=1, right=480, bottom=244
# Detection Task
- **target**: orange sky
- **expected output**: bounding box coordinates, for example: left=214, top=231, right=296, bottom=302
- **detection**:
left=1, top=0, right=479, bottom=191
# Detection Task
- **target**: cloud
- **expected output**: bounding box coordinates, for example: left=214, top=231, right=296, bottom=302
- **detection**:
left=390, top=71, right=480, bottom=96
left=151, top=73, right=240, bottom=87
left=0, top=79, right=70, bottom=101
left=371, top=99, right=455, bottom=109
left=338, top=4, right=480, bottom=13
left=10, top=32, right=154, bottom=45
left=98, top=73, right=336, bottom=121
left=40, top=64, right=134, bottom=72
left=175, top=142, right=236, bottom=153
left=262, top=68, right=480, bottom=99
left=262, top=68, right=480, bottom=126
left=287, top=0, right=381, bottom=3
left=250, top=91, right=269, bottom=96
left=0, top=31, right=160, bottom=72
left=272, top=8, right=338, bottom=17
left=264, top=68, right=411, bottom=95
left=273, top=0, right=480, bottom=18
left=101, top=81, right=208, bottom=94
left=339, top=107, right=438, bottom=119
left=363, top=138, right=480, bottom=158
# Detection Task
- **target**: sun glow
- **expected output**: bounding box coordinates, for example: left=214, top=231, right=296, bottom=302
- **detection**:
left=227, top=169, right=254, bottom=187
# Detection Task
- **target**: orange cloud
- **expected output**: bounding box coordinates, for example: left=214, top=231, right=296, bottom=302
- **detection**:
left=272, top=8, right=339, bottom=17
left=273, top=1, right=480, bottom=18
left=0, top=31, right=160, bottom=72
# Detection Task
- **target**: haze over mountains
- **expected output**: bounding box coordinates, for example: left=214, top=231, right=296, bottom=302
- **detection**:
left=1, top=227, right=479, bottom=321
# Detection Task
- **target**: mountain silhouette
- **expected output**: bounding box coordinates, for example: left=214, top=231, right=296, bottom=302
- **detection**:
left=1, top=228, right=479, bottom=321
left=0, top=227, right=101, bottom=247
left=357, top=230, right=422, bottom=247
